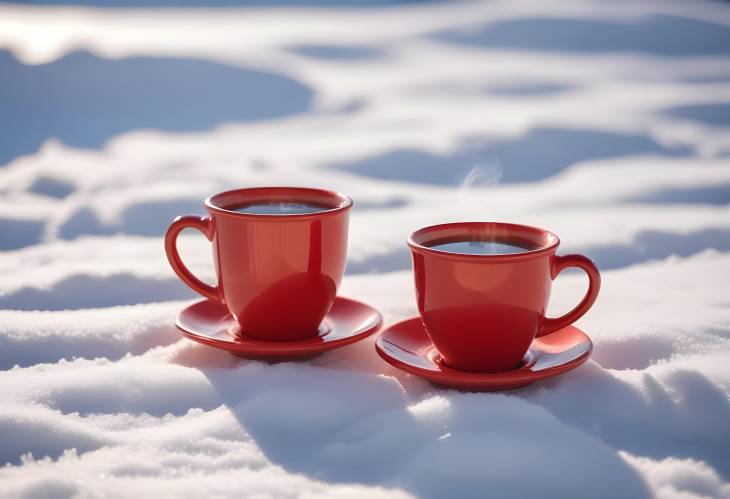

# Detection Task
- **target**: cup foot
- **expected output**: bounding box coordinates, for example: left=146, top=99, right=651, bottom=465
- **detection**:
left=227, top=321, right=331, bottom=342
left=430, top=347, right=536, bottom=374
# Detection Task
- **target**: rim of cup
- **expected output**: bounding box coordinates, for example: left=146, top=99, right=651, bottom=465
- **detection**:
left=205, top=186, right=353, bottom=220
left=407, top=221, right=561, bottom=262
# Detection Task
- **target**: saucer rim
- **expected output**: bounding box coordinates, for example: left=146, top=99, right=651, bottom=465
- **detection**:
left=375, top=317, right=592, bottom=389
left=176, top=296, right=382, bottom=357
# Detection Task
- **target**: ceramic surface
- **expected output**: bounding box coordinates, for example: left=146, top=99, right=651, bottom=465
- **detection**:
left=177, top=296, right=382, bottom=359
left=408, top=222, right=600, bottom=372
left=376, top=317, right=592, bottom=391
left=165, top=187, right=352, bottom=341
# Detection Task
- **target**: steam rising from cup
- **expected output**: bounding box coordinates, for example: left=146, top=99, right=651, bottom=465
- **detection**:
left=456, top=159, right=503, bottom=217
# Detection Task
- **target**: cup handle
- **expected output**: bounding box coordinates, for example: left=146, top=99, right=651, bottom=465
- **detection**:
left=164, top=214, right=222, bottom=304
left=537, top=254, right=600, bottom=337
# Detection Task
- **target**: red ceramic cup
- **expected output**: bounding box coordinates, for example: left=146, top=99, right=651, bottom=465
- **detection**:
left=165, top=187, right=352, bottom=341
left=408, top=222, right=600, bottom=373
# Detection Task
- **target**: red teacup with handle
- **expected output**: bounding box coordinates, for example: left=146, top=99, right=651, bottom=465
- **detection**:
left=165, top=187, right=352, bottom=341
left=408, top=222, right=600, bottom=373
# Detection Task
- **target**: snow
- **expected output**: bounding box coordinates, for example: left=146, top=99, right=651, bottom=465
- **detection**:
left=0, top=0, right=729, bottom=497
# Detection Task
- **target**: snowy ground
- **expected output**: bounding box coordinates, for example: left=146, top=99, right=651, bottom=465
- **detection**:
left=1, top=0, right=730, bottom=497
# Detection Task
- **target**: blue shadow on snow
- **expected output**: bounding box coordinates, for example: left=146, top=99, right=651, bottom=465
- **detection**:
left=0, top=50, right=313, bottom=166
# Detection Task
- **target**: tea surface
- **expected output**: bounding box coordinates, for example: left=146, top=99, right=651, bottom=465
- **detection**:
left=428, top=240, right=530, bottom=255
left=230, top=202, right=330, bottom=215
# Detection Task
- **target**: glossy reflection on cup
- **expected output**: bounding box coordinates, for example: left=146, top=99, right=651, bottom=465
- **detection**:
left=408, top=222, right=600, bottom=373
left=165, top=187, right=352, bottom=341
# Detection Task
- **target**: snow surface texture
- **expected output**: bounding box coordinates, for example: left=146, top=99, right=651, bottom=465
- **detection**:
left=1, top=0, right=730, bottom=497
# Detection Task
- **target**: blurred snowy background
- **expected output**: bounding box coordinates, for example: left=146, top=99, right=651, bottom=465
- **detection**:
left=1, top=0, right=729, bottom=497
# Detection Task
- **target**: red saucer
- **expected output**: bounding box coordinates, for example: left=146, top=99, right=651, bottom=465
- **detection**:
left=375, top=318, right=592, bottom=391
left=176, top=296, right=382, bottom=360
